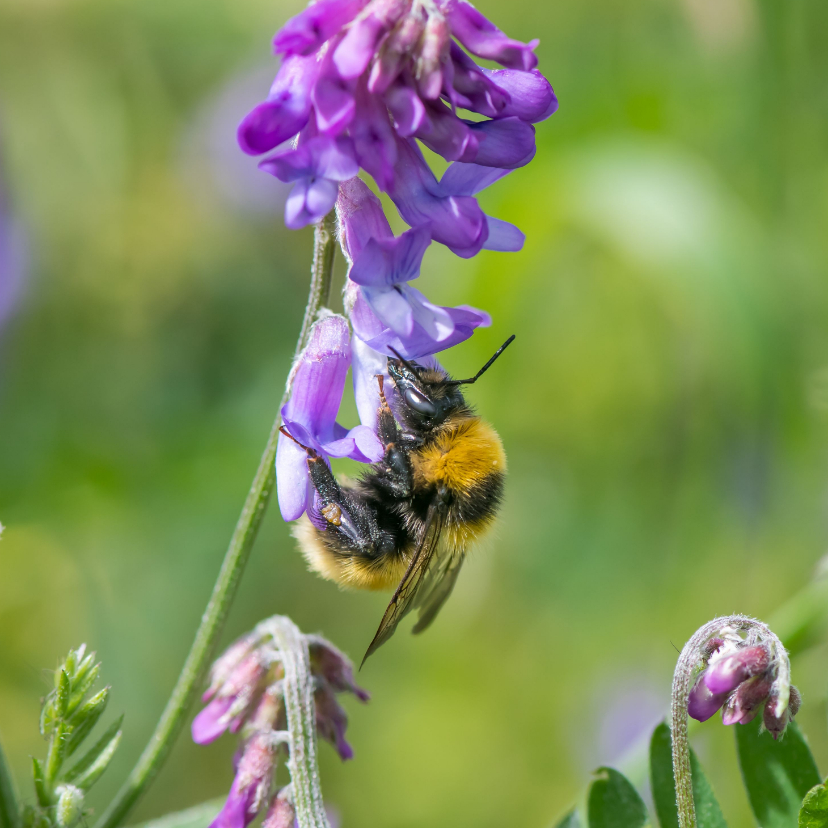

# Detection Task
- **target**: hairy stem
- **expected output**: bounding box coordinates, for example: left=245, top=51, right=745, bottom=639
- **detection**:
left=0, top=733, right=20, bottom=828
left=264, top=618, right=329, bottom=828
left=671, top=614, right=789, bottom=828
left=95, top=212, right=338, bottom=828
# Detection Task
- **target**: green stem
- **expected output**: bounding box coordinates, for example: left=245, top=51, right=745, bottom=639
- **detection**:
left=95, top=212, right=338, bottom=828
left=264, top=618, right=329, bottom=828
left=0, top=733, right=21, bottom=828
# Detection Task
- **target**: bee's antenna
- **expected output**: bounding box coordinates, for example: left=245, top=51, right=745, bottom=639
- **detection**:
left=279, top=425, right=317, bottom=456
left=445, top=335, right=516, bottom=386
left=388, top=347, right=421, bottom=377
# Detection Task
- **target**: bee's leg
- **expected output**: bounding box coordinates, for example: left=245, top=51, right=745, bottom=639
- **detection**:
left=280, top=426, right=394, bottom=555
left=374, top=375, right=413, bottom=499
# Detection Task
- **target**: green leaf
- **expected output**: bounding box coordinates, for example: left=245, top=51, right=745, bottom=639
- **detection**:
left=735, top=716, right=820, bottom=828
left=649, top=721, right=727, bottom=828
left=56, top=672, right=71, bottom=719
left=65, top=689, right=109, bottom=756
left=63, top=717, right=122, bottom=789
left=0, top=734, right=21, bottom=828
left=588, top=767, right=649, bottom=828
left=65, top=665, right=100, bottom=718
left=554, top=810, right=583, bottom=828
left=31, top=760, right=50, bottom=810
left=126, top=800, right=225, bottom=828
left=800, top=782, right=828, bottom=828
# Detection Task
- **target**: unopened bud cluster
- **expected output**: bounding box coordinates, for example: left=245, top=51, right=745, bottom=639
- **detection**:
left=687, top=627, right=799, bottom=739
left=25, top=645, right=122, bottom=828
left=193, top=620, right=368, bottom=828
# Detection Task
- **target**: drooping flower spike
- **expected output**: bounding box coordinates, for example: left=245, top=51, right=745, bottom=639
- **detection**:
left=193, top=617, right=368, bottom=828
left=239, top=0, right=556, bottom=237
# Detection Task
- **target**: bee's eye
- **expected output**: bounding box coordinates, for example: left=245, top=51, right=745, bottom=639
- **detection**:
left=404, top=387, right=436, bottom=416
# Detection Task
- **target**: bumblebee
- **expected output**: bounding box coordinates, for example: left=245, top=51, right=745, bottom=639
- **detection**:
left=281, top=336, right=514, bottom=664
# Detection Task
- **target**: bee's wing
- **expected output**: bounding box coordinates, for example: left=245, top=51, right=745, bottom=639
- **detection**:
left=411, top=552, right=465, bottom=635
left=361, top=499, right=447, bottom=666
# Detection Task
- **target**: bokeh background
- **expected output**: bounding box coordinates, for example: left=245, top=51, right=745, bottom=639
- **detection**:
left=2, top=0, right=828, bottom=825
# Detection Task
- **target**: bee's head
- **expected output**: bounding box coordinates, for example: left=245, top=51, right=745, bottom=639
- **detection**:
left=387, top=358, right=467, bottom=431
left=386, top=336, right=515, bottom=433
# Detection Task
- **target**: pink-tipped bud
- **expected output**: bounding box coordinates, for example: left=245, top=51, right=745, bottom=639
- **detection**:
left=721, top=676, right=772, bottom=726
left=308, top=636, right=370, bottom=702
left=705, top=645, right=769, bottom=694
left=763, top=685, right=801, bottom=740
left=262, top=789, right=296, bottom=828
left=205, top=635, right=258, bottom=701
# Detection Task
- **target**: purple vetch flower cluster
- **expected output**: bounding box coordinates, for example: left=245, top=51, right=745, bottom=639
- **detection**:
left=239, top=0, right=556, bottom=250
left=192, top=621, right=367, bottom=828
left=687, top=633, right=800, bottom=739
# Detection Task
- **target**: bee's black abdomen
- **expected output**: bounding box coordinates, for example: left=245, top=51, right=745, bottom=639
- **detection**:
left=454, top=471, right=506, bottom=526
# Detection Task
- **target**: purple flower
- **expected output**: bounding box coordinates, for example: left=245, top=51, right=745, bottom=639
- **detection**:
left=687, top=676, right=728, bottom=723
left=314, top=684, right=354, bottom=760
left=337, top=177, right=491, bottom=359
left=210, top=734, right=275, bottom=828
left=276, top=314, right=383, bottom=522
left=704, top=645, right=769, bottom=694
left=240, top=0, right=554, bottom=245
left=259, top=134, right=359, bottom=228
left=307, top=635, right=371, bottom=702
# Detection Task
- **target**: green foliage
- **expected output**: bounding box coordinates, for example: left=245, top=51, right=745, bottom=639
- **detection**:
left=29, top=647, right=122, bottom=828
left=799, top=782, right=828, bottom=828
left=587, top=768, right=648, bottom=828
left=649, top=722, right=726, bottom=828
left=554, top=810, right=583, bottom=828
left=0, top=737, right=20, bottom=828
left=735, top=717, right=820, bottom=828
left=126, top=800, right=224, bottom=828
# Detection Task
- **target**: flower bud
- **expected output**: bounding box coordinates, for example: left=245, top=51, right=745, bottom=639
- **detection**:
left=763, top=684, right=801, bottom=740
left=307, top=636, right=370, bottom=702
left=55, top=785, right=84, bottom=828
left=262, top=789, right=296, bottom=828
left=704, top=645, right=769, bottom=694
left=687, top=675, right=728, bottom=722
left=721, top=676, right=772, bottom=726
left=205, top=635, right=259, bottom=702
left=314, top=684, right=353, bottom=760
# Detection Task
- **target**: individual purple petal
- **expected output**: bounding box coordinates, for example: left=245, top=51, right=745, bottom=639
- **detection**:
left=446, top=44, right=510, bottom=118
left=351, top=88, right=398, bottom=191
left=192, top=697, right=234, bottom=744
left=384, top=81, right=427, bottom=136
left=439, top=161, right=510, bottom=197
left=238, top=56, right=318, bottom=155
left=273, top=0, right=367, bottom=56
left=687, top=674, right=728, bottom=722
left=705, top=646, right=769, bottom=694
left=210, top=735, right=274, bottom=828
left=448, top=2, right=539, bottom=71
left=333, top=13, right=391, bottom=80
left=483, top=217, right=525, bottom=251
left=312, top=57, right=357, bottom=134
left=285, top=315, right=351, bottom=439
left=368, top=15, right=425, bottom=94
left=284, top=177, right=339, bottom=229
left=403, top=286, right=456, bottom=340
left=210, top=779, right=258, bottom=828
left=315, top=684, right=354, bottom=760
left=483, top=68, right=558, bottom=122
left=350, top=334, right=388, bottom=429
left=388, top=138, right=488, bottom=258
left=348, top=226, right=430, bottom=288
left=362, top=285, right=416, bottom=335
left=307, top=636, right=371, bottom=701
left=415, top=102, right=478, bottom=162
left=468, top=116, right=536, bottom=169
left=337, top=177, right=394, bottom=263
left=259, top=136, right=358, bottom=183
left=321, top=422, right=383, bottom=461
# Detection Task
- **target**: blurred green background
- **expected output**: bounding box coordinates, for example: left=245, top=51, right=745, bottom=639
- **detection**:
left=2, top=0, right=828, bottom=826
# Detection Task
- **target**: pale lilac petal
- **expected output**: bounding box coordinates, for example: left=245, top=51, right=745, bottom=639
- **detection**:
left=336, top=177, right=394, bottom=261
left=469, top=116, right=536, bottom=169
left=351, top=336, right=387, bottom=428
left=352, top=90, right=398, bottom=191
left=349, top=284, right=387, bottom=340
left=238, top=56, right=317, bottom=155
left=403, top=286, right=456, bottom=340
left=313, top=137, right=359, bottom=179
left=482, top=217, right=525, bottom=251
left=483, top=68, right=558, bottom=122
left=348, top=226, right=430, bottom=288
left=305, top=177, right=340, bottom=218
left=349, top=424, right=384, bottom=461
left=448, top=2, right=539, bottom=70
left=285, top=179, right=313, bottom=228
left=273, top=0, right=366, bottom=56
left=363, top=285, right=415, bottom=335
left=439, top=161, right=510, bottom=197
left=192, top=698, right=233, bottom=744
left=285, top=315, right=351, bottom=435
left=276, top=433, right=313, bottom=521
